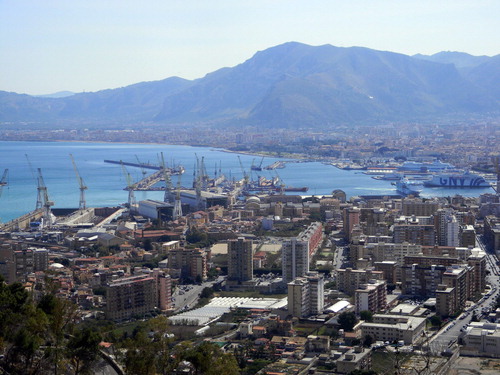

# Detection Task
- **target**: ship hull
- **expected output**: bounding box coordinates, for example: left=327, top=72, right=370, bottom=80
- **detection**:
left=423, top=174, right=490, bottom=188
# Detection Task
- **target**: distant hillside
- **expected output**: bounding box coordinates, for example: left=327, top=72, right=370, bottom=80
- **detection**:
left=35, top=91, right=75, bottom=98
left=413, top=51, right=493, bottom=69
left=1, top=42, right=498, bottom=128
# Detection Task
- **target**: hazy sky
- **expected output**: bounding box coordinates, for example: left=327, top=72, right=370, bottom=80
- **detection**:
left=1, top=0, right=499, bottom=95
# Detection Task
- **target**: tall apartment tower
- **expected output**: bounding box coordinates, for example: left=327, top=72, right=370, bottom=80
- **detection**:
left=287, top=272, right=325, bottom=318
left=105, top=275, right=157, bottom=321
left=228, top=237, right=253, bottom=282
left=282, top=238, right=309, bottom=282
left=282, top=222, right=323, bottom=283
left=343, top=207, right=360, bottom=240
left=435, top=208, right=459, bottom=246
left=306, top=271, right=325, bottom=315
left=287, top=277, right=310, bottom=318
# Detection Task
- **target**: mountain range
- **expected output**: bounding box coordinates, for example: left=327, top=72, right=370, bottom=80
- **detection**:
left=1, top=42, right=498, bottom=128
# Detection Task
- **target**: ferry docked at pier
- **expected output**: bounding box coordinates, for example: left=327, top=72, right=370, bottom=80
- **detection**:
left=423, top=171, right=491, bottom=188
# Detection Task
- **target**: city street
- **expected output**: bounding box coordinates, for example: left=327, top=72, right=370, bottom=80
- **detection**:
left=429, top=235, right=500, bottom=353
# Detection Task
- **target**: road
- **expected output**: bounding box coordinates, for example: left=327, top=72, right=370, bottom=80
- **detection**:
left=429, top=235, right=500, bottom=353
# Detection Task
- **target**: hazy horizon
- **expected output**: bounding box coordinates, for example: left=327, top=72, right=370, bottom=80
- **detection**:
left=1, top=1, right=499, bottom=95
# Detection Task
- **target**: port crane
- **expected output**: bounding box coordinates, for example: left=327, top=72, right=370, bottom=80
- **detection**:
left=274, top=169, right=286, bottom=195
left=251, top=156, right=265, bottom=171
left=237, top=155, right=249, bottom=188
left=193, top=154, right=203, bottom=209
left=36, top=168, right=54, bottom=227
left=0, top=169, right=8, bottom=199
left=120, top=161, right=136, bottom=209
left=160, top=152, right=173, bottom=203
left=135, top=155, right=148, bottom=179
left=173, top=173, right=183, bottom=220
left=69, top=154, right=88, bottom=210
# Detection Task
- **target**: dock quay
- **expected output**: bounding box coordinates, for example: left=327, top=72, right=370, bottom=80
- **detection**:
left=264, top=161, right=286, bottom=170
left=1, top=209, right=43, bottom=231
left=126, top=169, right=166, bottom=191
left=104, top=160, right=184, bottom=175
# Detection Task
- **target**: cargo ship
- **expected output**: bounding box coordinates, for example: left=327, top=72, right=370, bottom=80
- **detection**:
left=423, top=171, right=491, bottom=188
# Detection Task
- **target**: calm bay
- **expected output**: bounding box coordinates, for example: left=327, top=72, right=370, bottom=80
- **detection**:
left=0, top=141, right=494, bottom=223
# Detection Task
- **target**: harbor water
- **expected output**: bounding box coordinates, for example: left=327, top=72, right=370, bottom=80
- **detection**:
left=0, top=141, right=495, bottom=223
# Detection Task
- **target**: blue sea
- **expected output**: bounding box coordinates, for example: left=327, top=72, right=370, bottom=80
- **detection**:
left=0, top=141, right=494, bottom=223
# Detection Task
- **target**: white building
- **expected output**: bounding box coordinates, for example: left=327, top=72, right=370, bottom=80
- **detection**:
left=461, top=322, right=500, bottom=358
left=360, top=314, right=426, bottom=345
left=287, top=272, right=325, bottom=317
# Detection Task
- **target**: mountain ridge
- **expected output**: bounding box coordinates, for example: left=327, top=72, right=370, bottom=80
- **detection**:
left=1, top=42, right=498, bottom=128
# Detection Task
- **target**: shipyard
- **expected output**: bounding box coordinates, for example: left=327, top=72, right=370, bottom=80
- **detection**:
left=1, top=2, right=499, bottom=372
left=1, top=138, right=500, bottom=374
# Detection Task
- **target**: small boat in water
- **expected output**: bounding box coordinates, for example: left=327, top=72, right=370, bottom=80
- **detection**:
left=394, top=178, right=422, bottom=196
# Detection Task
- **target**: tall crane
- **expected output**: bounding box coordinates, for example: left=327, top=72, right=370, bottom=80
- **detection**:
left=160, top=152, right=173, bottom=203
left=495, top=155, right=500, bottom=194
left=0, top=169, right=7, bottom=223
left=69, top=154, right=88, bottom=210
left=36, top=168, right=54, bottom=227
left=25, top=154, right=43, bottom=209
left=0, top=169, right=8, bottom=199
left=173, top=173, right=183, bottom=220
left=237, top=155, right=249, bottom=187
left=193, top=154, right=203, bottom=209
left=120, top=161, right=136, bottom=209
left=274, top=169, right=285, bottom=195
left=135, top=154, right=148, bottom=180
left=258, top=156, right=265, bottom=170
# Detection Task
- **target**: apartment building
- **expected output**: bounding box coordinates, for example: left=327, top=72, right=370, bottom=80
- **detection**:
left=360, top=314, right=426, bottom=345
left=461, top=323, right=500, bottom=358
left=402, top=198, right=439, bottom=217
left=287, top=272, right=325, bottom=318
left=227, top=237, right=253, bottom=282
left=282, top=222, right=323, bottom=282
left=343, top=207, right=360, bottom=240
left=393, top=221, right=435, bottom=246
left=105, top=269, right=172, bottom=320
left=168, top=247, right=207, bottom=281
left=337, top=267, right=384, bottom=295
left=105, top=275, right=157, bottom=320
left=355, top=279, right=387, bottom=314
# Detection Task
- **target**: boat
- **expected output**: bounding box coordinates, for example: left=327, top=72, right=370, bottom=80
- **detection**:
left=423, top=171, right=491, bottom=188
left=372, top=172, right=403, bottom=181
left=398, top=160, right=454, bottom=173
left=394, top=178, right=422, bottom=196
left=281, top=186, right=309, bottom=192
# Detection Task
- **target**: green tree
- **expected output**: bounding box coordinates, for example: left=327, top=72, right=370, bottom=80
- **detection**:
left=338, top=312, right=358, bottom=332
left=363, top=334, right=374, bottom=347
left=67, top=328, right=102, bottom=375
left=121, top=316, right=176, bottom=375
left=200, top=287, right=214, bottom=299
left=360, top=310, right=373, bottom=322
left=429, top=315, right=442, bottom=328
left=181, top=342, right=239, bottom=375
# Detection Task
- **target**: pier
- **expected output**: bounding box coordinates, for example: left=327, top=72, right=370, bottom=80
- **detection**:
left=126, top=169, right=166, bottom=191
left=104, top=160, right=184, bottom=175
left=264, top=161, right=286, bottom=170
left=1, top=209, right=43, bottom=231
